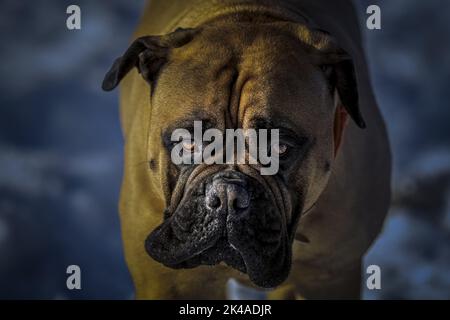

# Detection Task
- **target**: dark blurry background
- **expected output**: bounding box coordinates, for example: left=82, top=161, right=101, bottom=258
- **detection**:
left=0, top=0, right=449, bottom=299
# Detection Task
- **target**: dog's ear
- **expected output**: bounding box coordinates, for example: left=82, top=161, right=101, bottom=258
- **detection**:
left=293, top=25, right=366, bottom=129
left=102, top=27, right=199, bottom=91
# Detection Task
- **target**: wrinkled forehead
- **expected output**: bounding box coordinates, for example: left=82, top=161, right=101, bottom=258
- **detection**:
left=152, top=23, right=332, bottom=131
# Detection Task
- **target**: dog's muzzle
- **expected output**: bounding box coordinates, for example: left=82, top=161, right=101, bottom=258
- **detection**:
left=145, top=170, right=292, bottom=288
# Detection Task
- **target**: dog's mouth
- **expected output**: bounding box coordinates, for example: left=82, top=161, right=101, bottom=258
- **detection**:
left=145, top=170, right=294, bottom=288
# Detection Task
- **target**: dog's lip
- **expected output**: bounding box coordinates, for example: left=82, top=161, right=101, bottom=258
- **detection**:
left=228, top=231, right=291, bottom=288
left=147, top=207, right=293, bottom=287
left=161, top=236, right=246, bottom=269
left=145, top=219, right=223, bottom=266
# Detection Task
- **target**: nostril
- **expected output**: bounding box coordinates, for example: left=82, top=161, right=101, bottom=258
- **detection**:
left=206, top=194, right=221, bottom=209
left=227, top=185, right=250, bottom=211
left=232, top=196, right=249, bottom=210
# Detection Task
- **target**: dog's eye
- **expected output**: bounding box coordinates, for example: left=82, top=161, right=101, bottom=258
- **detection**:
left=182, top=140, right=198, bottom=153
left=272, top=143, right=288, bottom=155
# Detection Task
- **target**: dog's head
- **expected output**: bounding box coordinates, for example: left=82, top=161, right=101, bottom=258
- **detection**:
left=102, top=20, right=365, bottom=288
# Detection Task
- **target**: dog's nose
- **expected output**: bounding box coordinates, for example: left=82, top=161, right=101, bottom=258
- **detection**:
left=206, top=183, right=250, bottom=212
left=206, top=175, right=250, bottom=213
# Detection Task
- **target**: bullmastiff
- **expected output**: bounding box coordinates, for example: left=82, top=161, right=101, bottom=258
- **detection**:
left=102, top=0, right=391, bottom=299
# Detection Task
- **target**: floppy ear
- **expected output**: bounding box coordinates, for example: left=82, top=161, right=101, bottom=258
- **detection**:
left=328, top=57, right=366, bottom=129
left=102, top=27, right=199, bottom=91
left=293, top=25, right=366, bottom=129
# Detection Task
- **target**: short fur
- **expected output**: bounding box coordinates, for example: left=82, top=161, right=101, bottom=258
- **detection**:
left=103, top=0, right=391, bottom=299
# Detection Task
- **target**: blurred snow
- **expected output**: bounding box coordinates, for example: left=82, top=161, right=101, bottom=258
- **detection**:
left=358, top=0, right=450, bottom=299
left=0, top=0, right=144, bottom=299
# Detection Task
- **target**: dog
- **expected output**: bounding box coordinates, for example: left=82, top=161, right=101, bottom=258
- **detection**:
left=102, top=0, right=391, bottom=299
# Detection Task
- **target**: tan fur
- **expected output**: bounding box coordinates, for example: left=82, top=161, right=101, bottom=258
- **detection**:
left=116, top=0, right=391, bottom=299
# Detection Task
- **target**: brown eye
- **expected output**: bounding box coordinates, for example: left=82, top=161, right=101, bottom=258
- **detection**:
left=273, top=143, right=288, bottom=155
left=182, top=140, right=197, bottom=153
